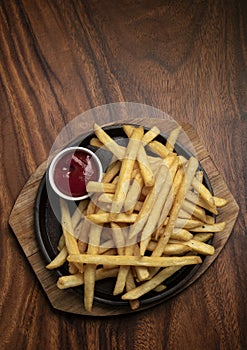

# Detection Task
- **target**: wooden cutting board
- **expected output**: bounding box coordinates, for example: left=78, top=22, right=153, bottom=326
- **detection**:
left=8, top=121, right=239, bottom=316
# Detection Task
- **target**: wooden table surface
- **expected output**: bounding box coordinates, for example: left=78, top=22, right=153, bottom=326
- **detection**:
left=1, top=1, right=246, bottom=349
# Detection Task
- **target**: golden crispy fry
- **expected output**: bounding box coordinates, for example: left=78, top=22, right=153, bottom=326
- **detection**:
left=126, top=269, right=140, bottom=310
left=71, top=199, right=89, bottom=229
left=90, top=137, right=104, bottom=148
left=94, top=123, right=125, bottom=159
left=57, top=268, right=119, bottom=289
left=147, top=241, right=190, bottom=255
left=175, top=218, right=204, bottom=229
left=142, top=126, right=160, bottom=144
left=60, top=199, right=80, bottom=255
left=68, top=254, right=202, bottom=267
left=190, top=222, right=226, bottom=232
left=87, top=212, right=137, bottom=224
left=84, top=207, right=105, bottom=311
left=124, top=173, right=144, bottom=212
left=121, top=266, right=182, bottom=300
left=133, top=244, right=150, bottom=281
left=46, top=246, right=68, bottom=269
left=166, top=126, right=181, bottom=152
left=213, top=196, right=228, bottom=207
left=153, top=284, right=166, bottom=292
left=169, top=239, right=215, bottom=255
left=148, top=140, right=170, bottom=158
left=86, top=181, right=116, bottom=193
left=103, top=161, right=121, bottom=182
left=57, top=234, right=65, bottom=251
left=137, top=143, right=154, bottom=187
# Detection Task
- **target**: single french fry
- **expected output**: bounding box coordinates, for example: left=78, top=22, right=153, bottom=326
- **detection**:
left=57, top=268, right=119, bottom=289
left=87, top=212, right=137, bottom=224
left=124, top=173, right=144, bottom=212
left=122, top=124, right=135, bottom=137
left=137, top=142, right=154, bottom=187
left=134, top=245, right=150, bottom=281
left=90, top=137, right=104, bottom=148
left=147, top=241, right=190, bottom=255
left=126, top=269, right=140, bottom=310
left=84, top=207, right=105, bottom=312
left=86, top=182, right=116, bottom=193
left=60, top=199, right=80, bottom=255
left=190, top=222, right=226, bottom=232
left=103, top=161, right=121, bottom=183
left=57, top=273, right=84, bottom=289
left=152, top=157, right=199, bottom=257
left=213, top=196, right=228, bottom=207
left=195, top=170, right=204, bottom=184
left=71, top=199, right=89, bottom=229
left=46, top=246, right=68, bottom=269
left=121, top=266, right=183, bottom=300
left=166, top=126, right=181, bottom=152
left=111, top=223, right=125, bottom=254
left=148, top=140, right=170, bottom=158
left=175, top=218, right=204, bottom=229
left=112, top=238, right=136, bottom=295
left=193, top=233, right=213, bottom=242
left=68, top=254, right=202, bottom=268
left=94, top=123, right=125, bottom=159
left=142, top=126, right=160, bottom=144
left=57, top=234, right=65, bottom=251
left=169, top=239, right=215, bottom=255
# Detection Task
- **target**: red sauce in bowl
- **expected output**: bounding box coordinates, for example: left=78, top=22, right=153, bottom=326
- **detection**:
left=53, top=149, right=99, bottom=197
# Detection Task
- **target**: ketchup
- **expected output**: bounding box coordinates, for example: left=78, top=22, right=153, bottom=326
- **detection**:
left=54, top=150, right=98, bottom=197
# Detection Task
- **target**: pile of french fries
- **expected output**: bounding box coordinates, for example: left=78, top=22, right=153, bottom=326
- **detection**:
left=46, top=123, right=227, bottom=311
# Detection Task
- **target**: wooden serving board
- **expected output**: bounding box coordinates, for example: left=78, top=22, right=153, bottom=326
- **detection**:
left=8, top=121, right=239, bottom=316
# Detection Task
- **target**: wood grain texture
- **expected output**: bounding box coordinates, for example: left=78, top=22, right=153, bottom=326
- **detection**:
left=1, top=0, right=246, bottom=349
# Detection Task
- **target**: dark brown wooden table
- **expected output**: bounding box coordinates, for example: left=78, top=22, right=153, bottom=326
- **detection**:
left=1, top=1, right=246, bottom=349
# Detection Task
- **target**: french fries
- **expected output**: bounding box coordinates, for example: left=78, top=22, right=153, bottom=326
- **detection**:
left=46, top=123, right=227, bottom=312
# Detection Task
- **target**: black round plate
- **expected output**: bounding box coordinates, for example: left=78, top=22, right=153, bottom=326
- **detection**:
left=34, top=124, right=214, bottom=310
